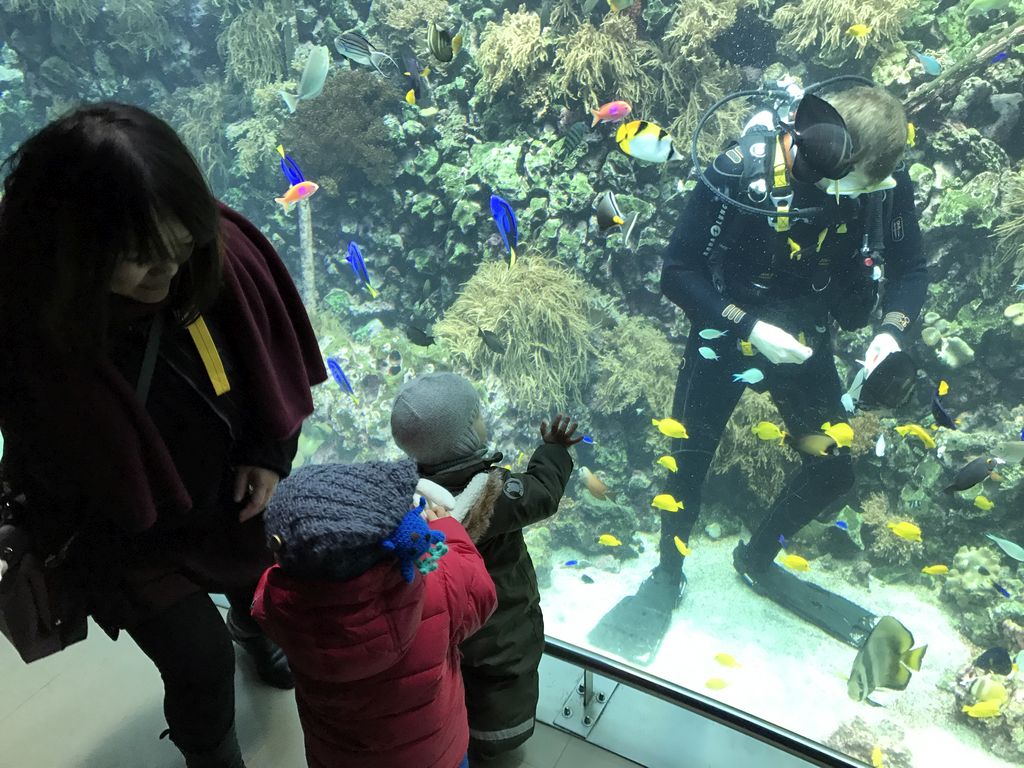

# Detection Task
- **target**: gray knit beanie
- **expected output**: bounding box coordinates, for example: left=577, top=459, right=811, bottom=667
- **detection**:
left=391, top=372, right=484, bottom=466
left=263, top=459, right=421, bottom=582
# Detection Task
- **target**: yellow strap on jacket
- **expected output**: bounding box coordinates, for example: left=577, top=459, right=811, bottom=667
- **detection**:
left=186, top=315, right=231, bottom=395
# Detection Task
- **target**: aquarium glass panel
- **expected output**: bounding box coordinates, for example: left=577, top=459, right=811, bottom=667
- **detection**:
left=1, top=1, right=1022, bottom=766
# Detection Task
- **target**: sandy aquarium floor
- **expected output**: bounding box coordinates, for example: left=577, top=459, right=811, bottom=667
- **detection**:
left=540, top=533, right=1012, bottom=768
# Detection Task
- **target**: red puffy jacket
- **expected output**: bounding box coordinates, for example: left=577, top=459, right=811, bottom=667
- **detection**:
left=251, top=517, right=497, bottom=768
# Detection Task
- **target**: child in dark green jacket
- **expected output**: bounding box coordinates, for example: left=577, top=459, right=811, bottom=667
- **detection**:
left=391, top=372, right=578, bottom=762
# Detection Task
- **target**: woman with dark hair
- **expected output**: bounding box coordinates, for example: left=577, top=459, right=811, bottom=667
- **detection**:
left=0, top=102, right=327, bottom=768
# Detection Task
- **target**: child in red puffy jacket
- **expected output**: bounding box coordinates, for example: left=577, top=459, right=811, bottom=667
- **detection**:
left=251, top=459, right=497, bottom=768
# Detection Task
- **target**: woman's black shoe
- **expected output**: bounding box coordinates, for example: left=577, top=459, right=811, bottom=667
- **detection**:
left=226, top=607, right=295, bottom=689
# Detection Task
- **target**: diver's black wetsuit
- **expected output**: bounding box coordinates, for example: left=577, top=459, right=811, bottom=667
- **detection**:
left=658, top=147, right=928, bottom=576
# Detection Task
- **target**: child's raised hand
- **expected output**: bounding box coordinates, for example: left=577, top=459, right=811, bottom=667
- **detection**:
left=422, top=502, right=451, bottom=522
left=540, top=414, right=584, bottom=447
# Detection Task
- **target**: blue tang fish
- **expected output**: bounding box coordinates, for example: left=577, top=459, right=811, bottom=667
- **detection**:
left=346, top=241, right=378, bottom=298
left=565, top=560, right=579, bottom=567
left=582, top=435, right=594, bottom=445
left=277, top=145, right=304, bottom=185
left=490, top=194, right=518, bottom=267
left=326, top=356, right=359, bottom=404
left=836, top=520, right=849, bottom=531
left=991, top=51, right=1008, bottom=64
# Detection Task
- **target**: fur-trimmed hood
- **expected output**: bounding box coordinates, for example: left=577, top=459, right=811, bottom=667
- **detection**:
left=415, top=471, right=502, bottom=543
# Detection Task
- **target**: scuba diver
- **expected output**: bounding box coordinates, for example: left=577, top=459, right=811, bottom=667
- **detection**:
left=590, top=76, right=928, bottom=664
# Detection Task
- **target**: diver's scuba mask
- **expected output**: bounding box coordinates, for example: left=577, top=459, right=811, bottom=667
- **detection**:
left=692, top=73, right=875, bottom=222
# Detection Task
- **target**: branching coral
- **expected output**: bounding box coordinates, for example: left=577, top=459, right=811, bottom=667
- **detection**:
left=771, top=0, right=917, bottom=61
left=433, top=255, right=597, bottom=415
left=551, top=15, right=658, bottom=112
left=592, top=315, right=676, bottom=415
left=225, top=83, right=288, bottom=178
left=476, top=7, right=550, bottom=102
left=155, top=80, right=234, bottom=190
left=217, top=5, right=288, bottom=94
left=379, top=0, right=448, bottom=33
left=662, top=53, right=744, bottom=167
left=994, top=168, right=1024, bottom=280
left=104, top=0, right=176, bottom=61
left=712, top=390, right=796, bottom=504
left=0, top=0, right=100, bottom=24
left=663, top=0, right=749, bottom=60
left=281, top=69, right=401, bottom=191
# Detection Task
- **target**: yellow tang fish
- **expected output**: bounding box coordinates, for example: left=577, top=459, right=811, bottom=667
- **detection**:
left=673, top=536, right=692, bottom=556
left=895, top=423, right=937, bottom=449
left=780, top=554, right=810, bottom=572
left=906, top=122, right=916, bottom=148
left=657, top=455, right=679, bottom=472
left=871, top=745, right=884, bottom=768
left=652, top=493, right=685, bottom=512
left=715, top=652, right=741, bottom=668
left=598, top=534, right=622, bottom=547
left=962, top=700, right=1002, bottom=718
left=705, top=677, right=728, bottom=690
left=974, top=495, right=995, bottom=510
left=847, top=23, right=871, bottom=38
left=821, top=421, right=855, bottom=448
left=752, top=421, right=787, bottom=443
left=938, top=379, right=949, bottom=396
left=921, top=564, right=949, bottom=575
left=887, top=520, right=922, bottom=542
left=608, top=0, right=634, bottom=10
left=652, top=417, right=688, bottom=439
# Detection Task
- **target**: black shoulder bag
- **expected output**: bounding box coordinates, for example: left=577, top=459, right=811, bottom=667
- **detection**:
left=0, top=310, right=165, bottom=663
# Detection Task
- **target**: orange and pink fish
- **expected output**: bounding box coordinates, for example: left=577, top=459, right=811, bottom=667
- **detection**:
left=275, top=180, right=319, bottom=212
left=591, top=100, right=632, bottom=127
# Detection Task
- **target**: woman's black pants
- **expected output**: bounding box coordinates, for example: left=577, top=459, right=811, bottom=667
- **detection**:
left=126, top=588, right=259, bottom=753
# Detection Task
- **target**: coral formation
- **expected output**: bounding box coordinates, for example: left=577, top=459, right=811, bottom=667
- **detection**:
left=592, top=314, right=676, bottom=416
left=771, top=0, right=917, bottom=61
left=995, top=168, right=1024, bottom=279
left=551, top=15, right=658, bottom=113
left=942, top=545, right=1024, bottom=646
left=155, top=80, right=234, bottom=189
left=712, top=391, right=796, bottom=506
left=280, top=69, right=401, bottom=191
left=433, top=256, right=598, bottom=415
left=217, top=5, right=287, bottom=94
left=0, top=0, right=100, bottom=24
left=475, top=7, right=549, bottom=103
left=825, top=717, right=913, bottom=768
left=378, top=0, right=448, bottom=33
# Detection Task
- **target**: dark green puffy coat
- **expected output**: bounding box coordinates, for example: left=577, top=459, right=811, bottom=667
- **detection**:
left=421, top=442, right=573, bottom=758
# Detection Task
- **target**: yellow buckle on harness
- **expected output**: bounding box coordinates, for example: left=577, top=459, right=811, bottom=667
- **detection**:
left=772, top=135, right=791, bottom=233
left=186, top=315, right=231, bottom=396
left=797, top=331, right=806, bottom=346
left=740, top=340, right=755, bottom=356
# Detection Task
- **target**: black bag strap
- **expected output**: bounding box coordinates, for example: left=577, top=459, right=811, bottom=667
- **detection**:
left=135, top=309, right=165, bottom=405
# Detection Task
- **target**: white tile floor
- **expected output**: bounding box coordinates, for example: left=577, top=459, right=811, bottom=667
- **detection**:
left=0, top=615, right=642, bottom=768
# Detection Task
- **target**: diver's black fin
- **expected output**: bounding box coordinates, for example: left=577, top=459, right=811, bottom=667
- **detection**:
left=588, top=568, right=685, bottom=665
left=734, top=544, right=876, bottom=649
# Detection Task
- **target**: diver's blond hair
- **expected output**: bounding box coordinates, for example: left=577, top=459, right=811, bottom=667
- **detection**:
left=826, top=86, right=908, bottom=183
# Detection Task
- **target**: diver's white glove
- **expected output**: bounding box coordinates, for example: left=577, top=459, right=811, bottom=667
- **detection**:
left=749, top=321, right=813, bottom=364
left=0, top=558, right=6, bottom=583
left=863, top=333, right=900, bottom=377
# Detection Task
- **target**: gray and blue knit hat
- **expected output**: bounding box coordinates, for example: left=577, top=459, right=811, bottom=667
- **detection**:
left=264, top=459, right=432, bottom=582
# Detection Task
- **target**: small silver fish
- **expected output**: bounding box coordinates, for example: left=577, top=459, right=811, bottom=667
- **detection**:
left=699, top=328, right=727, bottom=340
left=732, top=368, right=764, bottom=384
left=280, top=45, right=331, bottom=113
left=875, top=433, right=886, bottom=457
